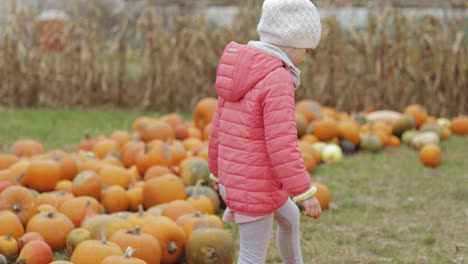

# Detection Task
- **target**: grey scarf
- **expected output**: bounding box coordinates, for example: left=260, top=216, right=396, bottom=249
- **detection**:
left=247, top=40, right=301, bottom=90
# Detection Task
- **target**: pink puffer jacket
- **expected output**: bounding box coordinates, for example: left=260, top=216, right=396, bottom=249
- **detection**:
left=208, top=42, right=311, bottom=216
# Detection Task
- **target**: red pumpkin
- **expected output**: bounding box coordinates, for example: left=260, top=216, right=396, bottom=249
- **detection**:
left=15, top=240, right=53, bottom=264
left=17, top=232, right=45, bottom=249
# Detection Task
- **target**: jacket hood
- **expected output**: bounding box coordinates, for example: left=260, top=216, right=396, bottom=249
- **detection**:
left=215, top=42, right=284, bottom=102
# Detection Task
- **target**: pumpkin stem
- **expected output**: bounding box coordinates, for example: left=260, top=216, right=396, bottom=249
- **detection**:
left=12, top=202, right=22, bottom=212
left=137, top=204, right=144, bottom=217
left=127, top=226, right=141, bottom=236
left=16, top=172, right=26, bottom=183
left=124, top=247, right=137, bottom=258
left=167, top=241, right=178, bottom=254
left=195, top=179, right=205, bottom=187
left=101, top=231, right=107, bottom=245
left=195, top=211, right=202, bottom=218
left=46, top=211, right=55, bottom=218
left=202, top=246, right=216, bottom=258
left=84, top=132, right=91, bottom=140
left=7, top=231, right=13, bottom=240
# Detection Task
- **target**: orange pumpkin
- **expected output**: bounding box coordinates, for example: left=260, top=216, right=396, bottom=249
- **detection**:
left=295, top=100, right=322, bottom=123
left=0, top=155, right=18, bottom=170
left=193, top=98, right=218, bottom=131
left=47, top=151, right=79, bottom=181
left=35, top=191, right=74, bottom=210
left=36, top=204, right=57, bottom=213
left=76, top=134, right=99, bottom=152
left=162, top=113, right=184, bottom=130
left=337, top=120, right=361, bottom=145
left=142, top=175, right=187, bottom=209
left=135, top=142, right=173, bottom=174
left=301, top=152, right=317, bottom=173
left=161, top=200, right=197, bottom=221
left=55, top=180, right=73, bottom=192
left=388, top=135, right=401, bottom=147
left=8, top=160, right=30, bottom=182
left=186, top=195, right=215, bottom=214
left=186, top=183, right=220, bottom=212
left=127, top=205, right=158, bottom=228
left=49, top=261, right=74, bottom=264
left=0, top=211, right=24, bottom=239
left=20, top=159, right=61, bottom=192
left=101, top=247, right=148, bottom=264
left=176, top=212, right=223, bottom=237
left=99, top=165, right=133, bottom=188
left=123, top=142, right=145, bottom=168
left=182, top=138, right=204, bottom=152
left=187, top=127, right=202, bottom=140
left=419, top=144, right=442, bottom=168
left=310, top=118, right=339, bottom=141
left=15, top=240, right=52, bottom=264
left=92, top=139, right=120, bottom=159
left=100, top=185, right=129, bottom=213
left=404, top=104, right=428, bottom=128
left=11, top=140, right=45, bottom=157
left=109, top=228, right=161, bottom=264
left=72, top=171, right=102, bottom=200
left=70, top=232, right=123, bottom=264
left=132, top=117, right=157, bottom=133
left=144, top=166, right=173, bottom=181
left=312, top=183, right=331, bottom=210
left=126, top=187, right=143, bottom=212
left=140, top=121, right=175, bottom=143
left=109, top=131, right=133, bottom=148
left=0, top=186, right=37, bottom=226
left=300, top=134, right=319, bottom=144
left=168, top=141, right=187, bottom=166
left=59, top=196, right=101, bottom=227
left=26, top=211, right=74, bottom=251
left=0, top=170, right=17, bottom=185
left=140, top=216, right=186, bottom=264
left=451, top=116, right=468, bottom=135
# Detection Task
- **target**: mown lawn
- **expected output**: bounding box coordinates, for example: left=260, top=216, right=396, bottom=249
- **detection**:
left=1, top=108, right=467, bottom=264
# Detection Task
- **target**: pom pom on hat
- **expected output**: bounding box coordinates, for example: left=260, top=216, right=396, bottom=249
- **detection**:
left=257, top=0, right=322, bottom=49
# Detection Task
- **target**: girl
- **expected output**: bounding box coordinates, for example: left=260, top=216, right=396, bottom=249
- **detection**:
left=208, top=0, right=322, bottom=263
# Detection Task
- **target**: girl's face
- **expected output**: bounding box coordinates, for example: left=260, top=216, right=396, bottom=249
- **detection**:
left=281, top=47, right=312, bottom=66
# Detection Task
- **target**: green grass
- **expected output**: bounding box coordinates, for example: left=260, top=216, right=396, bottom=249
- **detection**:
left=1, top=108, right=467, bottom=264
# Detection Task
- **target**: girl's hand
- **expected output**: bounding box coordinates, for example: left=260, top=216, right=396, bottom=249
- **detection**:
left=301, top=196, right=321, bottom=219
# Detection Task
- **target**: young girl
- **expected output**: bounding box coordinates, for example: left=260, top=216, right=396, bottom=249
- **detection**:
left=208, top=0, right=322, bottom=263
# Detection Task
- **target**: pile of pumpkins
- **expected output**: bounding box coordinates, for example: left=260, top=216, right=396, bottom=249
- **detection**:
left=0, top=98, right=244, bottom=263
left=0, top=98, right=466, bottom=263
left=295, top=100, right=467, bottom=168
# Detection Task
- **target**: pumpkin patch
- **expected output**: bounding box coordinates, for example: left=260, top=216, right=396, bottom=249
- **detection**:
left=0, top=98, right=465, bottom=263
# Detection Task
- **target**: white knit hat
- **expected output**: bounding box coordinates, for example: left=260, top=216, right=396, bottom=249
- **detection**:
left=257, top=0, right=322, bottom=49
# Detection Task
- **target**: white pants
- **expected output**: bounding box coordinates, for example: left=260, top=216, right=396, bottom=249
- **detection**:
left=237, top=199, right=303, bottom=264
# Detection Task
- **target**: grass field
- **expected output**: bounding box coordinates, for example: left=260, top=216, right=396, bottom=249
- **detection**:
left=1, top=108, right=467, bottom=264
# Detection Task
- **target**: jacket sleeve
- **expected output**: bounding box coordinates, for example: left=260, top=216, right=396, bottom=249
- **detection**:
left=208, top=99, right=222, bottom=178
left=262, top=81, right=311, bottom=196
